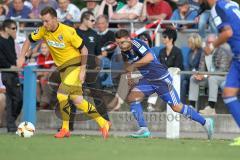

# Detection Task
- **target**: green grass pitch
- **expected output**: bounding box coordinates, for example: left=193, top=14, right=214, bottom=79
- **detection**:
left=0, top=134, right=238, bottom=160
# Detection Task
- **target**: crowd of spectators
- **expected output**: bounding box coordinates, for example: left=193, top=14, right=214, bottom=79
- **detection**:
left=0, top=0, right=238, bottom=120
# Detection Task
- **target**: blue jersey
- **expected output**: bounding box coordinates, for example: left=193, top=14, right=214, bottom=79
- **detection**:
left=123, top=38, right=169, bottom=80
left=211, top=0, right=240, bottom=55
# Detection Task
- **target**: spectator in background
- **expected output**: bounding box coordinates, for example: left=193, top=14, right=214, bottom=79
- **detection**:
left=7, top=0, right=31, bottom=19
left=143, top=29, right=183, bottom=112
left=0, top=19, right=22, bottom=132
left=40, top=0, right=58, bottom=10
left=56, top=0, right=81, bottom=22
left=97, top=0, right=125, bottom=18
left=34, top=42, right=54, bottom=110
left=188, top=34, right=232, bottom=115
left=1, top=0, right=11, bottom=8
left=76, top=11, right=100, bottom=68
left=159, top=28, right=183, bottom=70
left=96, top=15, right=115, bottom=62
left=189, top=0, right=200, bottom=10
left=139, top=0, right=172, bottom=22
left=181, top=33, right=202, bottom=104
left=80, top=0, right=100, bottom=18
left=194, top=0, right=218, bottom=38
left=7, top=0, right=31, bottom=29
left=29, top=0, right=41, bottom=19
left=170, top=0, right=198, bottom=30
left=0, top=4, right=7, bottom=19
left=95, top=15, right=116, bottom=87
left=111, top=0, right=143, bottom=20
left=76, top=11, right=110, bottom=121
left=0, top=73, right=6, bottom=128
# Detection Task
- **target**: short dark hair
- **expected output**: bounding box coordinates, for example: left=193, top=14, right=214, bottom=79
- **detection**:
left=115, top=29, right=130, bottom=39
left=80, top=11, right=94, bottom=23
left=40, top=6, right=57, bottom=18
left=162, top=28, right=177, bottom=44
left=2, top=19, right=16, bottom=30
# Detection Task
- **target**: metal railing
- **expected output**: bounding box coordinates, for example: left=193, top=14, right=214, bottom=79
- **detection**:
left=0, top=67, right=228, bottom=76
left=0, top=18, right=197, bottom=32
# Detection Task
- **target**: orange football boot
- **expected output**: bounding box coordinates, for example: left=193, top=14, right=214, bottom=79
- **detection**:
left=100, top=121, right=111, bottom=139
left=54, top=128, right=71, bottom=138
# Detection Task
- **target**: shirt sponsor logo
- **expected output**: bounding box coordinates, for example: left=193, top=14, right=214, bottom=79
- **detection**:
left=89, top=36, right=95, bottom=43
left=213, top=16, right=222, bottom=26
left=58, top=35, right=63, bottom=41
left=139, top=46, right=147, bottom=54
left=33, top=28, right=39, bottom=35
left=47, top=40, right=65, bottom=48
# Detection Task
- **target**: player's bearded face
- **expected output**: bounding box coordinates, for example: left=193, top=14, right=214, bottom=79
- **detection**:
left=41, top=13, right=58, bottom=31
left=116, top=37, right=132, bottom=52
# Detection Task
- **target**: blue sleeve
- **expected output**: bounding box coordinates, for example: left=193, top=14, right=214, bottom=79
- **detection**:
left=132, top=38, right=151, bottom=57
left=170, top=10, right=179, bottom=20
left=212, top=3, right=231, bottom=31
left=22, top=6, right=31, bottom=18
left=6, top=8, right=13, bottom=18
left=187, top=10, right=198, bottom=20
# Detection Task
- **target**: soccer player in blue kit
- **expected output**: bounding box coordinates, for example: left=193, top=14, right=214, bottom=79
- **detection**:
left=115, top=29, right=214, bottom=139
left=202, top=0, right=240, bottom=146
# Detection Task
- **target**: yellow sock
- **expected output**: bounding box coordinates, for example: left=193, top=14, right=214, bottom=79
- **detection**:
left=75, top=99, right=107, bottom=128
left=62, top=121, right=69, bottom=130
left=57, top=93, right=70, bottom=131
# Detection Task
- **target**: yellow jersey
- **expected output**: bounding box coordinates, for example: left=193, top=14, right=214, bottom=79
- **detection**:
left=30, top=23, right=83, bottom=67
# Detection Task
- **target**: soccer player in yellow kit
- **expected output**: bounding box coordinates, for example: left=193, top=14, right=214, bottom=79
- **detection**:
left=17, top=7, right=111, bottom=139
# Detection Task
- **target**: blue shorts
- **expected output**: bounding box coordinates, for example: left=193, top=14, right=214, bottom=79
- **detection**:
left=225, top=60, right=240, bottom=88
left=135, top=74, right=180, bottom=106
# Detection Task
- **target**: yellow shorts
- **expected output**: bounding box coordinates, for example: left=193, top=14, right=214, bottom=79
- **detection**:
left=58, top=64, right=83, bottom=95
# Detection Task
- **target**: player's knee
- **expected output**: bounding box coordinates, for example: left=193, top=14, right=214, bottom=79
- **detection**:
left=171, top=104, right=182, bottom=112
left=222, top=88, right=237, bottom=97
left=127, top=95, right=134, bottom=103
left=71, top=95, right=84, bottom=105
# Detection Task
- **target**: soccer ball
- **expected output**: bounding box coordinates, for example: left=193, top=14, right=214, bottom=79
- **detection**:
left=16, top=121, right=35, bottom=138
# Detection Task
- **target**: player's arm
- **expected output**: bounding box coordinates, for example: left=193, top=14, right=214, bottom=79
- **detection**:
left=17, top=27, right=44, bottom=68
left=133, top=52, right=153, bottom=68
left=79, top=45, right=88, bottom=83
left=126, top=52, right=154, bottom=72
left=213, top=26, right=233, bottom=48
left=80, top=45, right=88, bottom=69
left=17, top=38, right=31, bottom=68
left=127, top=39, right=154, bottom=72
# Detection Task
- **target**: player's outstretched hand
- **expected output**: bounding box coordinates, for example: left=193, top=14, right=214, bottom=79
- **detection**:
left=17, top=56, right=25, bottom=68
left=126, top=72, right=135, bottom=87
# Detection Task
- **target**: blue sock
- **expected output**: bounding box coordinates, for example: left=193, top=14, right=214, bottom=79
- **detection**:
left=130, top=102, right=147, bottom=127
left=223, top=96, right=240, bottom=127
left=180, top=105, right=206, bottom=126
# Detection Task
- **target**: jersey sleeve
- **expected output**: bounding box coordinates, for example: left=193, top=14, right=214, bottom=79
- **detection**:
left=132, top=38, right=151, bottom=57
left=70, top=29, right=84, bottom=49
left=212, top=3, right=231, bottom=31
left=29, top=26, right=45, bottom=42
